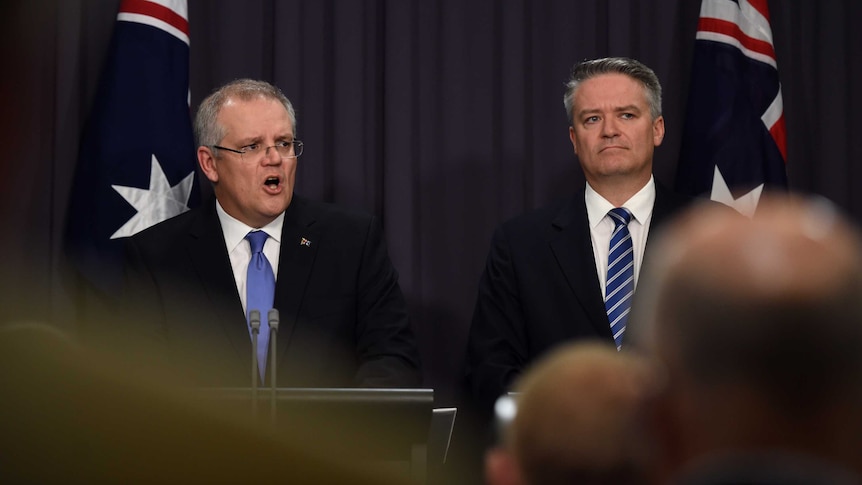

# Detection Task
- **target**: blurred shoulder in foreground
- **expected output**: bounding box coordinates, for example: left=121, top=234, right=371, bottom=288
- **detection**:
left=0, top=322, right=408, bottom=484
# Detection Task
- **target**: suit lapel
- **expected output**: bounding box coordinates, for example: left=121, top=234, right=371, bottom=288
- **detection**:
left=186, top=200, right=250, bottom=361
left=548, top=195, right=614, bottom=339
left=273, top=196, right=320, bottom=367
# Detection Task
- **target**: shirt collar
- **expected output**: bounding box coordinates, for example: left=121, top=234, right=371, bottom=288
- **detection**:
left=215, top=200, right=284, bottom=253
left=585, top=175, right=656, bottom=228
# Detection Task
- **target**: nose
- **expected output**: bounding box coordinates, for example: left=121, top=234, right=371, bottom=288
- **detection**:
left=262, top=145, right=282, bottom=164
left=601, top=117, right=620, bottom=138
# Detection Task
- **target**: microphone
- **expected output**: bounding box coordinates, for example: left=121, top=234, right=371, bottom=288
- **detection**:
left=268, top=308, right=280, bottom=425
left=249, top=309, right=261, bottom=420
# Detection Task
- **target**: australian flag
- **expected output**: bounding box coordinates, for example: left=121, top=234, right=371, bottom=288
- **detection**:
left=65, top=0, right=199, bottom=297
left=676, top=0, right=787, bottom=217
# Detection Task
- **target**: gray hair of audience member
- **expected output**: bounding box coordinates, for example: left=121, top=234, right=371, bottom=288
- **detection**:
left=563, top=57, right=663, bottom=126
left=194, top=79, right=297, bottom=150
left=629, top=194, right=862, bottom=417
left=504, top=341, right=659, bottom=485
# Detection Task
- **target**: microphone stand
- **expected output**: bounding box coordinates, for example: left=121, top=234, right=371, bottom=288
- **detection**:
left=268, top=308, right=280, bottom=427
left=249, top=310, right=261, bottom=421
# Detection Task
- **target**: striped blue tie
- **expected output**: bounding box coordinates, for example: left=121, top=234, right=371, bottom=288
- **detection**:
left=605, top=208, right=634, bottom=350
left=246, top=230, right=274, bottom=380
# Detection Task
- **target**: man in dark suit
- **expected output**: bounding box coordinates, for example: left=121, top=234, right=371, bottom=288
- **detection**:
left=465, top=57, right=696, bottom=411
left=121, top=79, right=420, bottom=388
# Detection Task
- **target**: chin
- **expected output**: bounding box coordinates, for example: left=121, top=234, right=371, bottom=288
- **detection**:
left=262, top=205, right=288, bottom=219
left=266, top=197, right=291, bottom=215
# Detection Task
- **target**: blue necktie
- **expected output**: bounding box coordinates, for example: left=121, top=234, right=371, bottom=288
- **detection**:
left=605, top=208, right=634, bottom=350
left=246, top=230, right=274, bottom=380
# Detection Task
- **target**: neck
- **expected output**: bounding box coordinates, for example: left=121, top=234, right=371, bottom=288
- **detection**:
left=588, top=173, right=651, bottom=207
left=672, top=384, right=862, bottom=477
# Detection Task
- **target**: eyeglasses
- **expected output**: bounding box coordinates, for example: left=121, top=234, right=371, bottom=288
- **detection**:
left=212, top=140, right=304, bottom=160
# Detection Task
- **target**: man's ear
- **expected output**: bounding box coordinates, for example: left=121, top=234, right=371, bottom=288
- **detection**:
left=569, top=126, right=578, bottom=156
left=484, top=446, right=524, bottom=485
left=198, top=146, right=219, bottom=183
left=652, top=116, right=665, bottom=147
left=646, top=385, right=689, bottom=483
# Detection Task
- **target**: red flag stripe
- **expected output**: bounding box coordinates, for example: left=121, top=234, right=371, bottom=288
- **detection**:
left=769, top=115, right=788, bottom=163
left=760, top=91, right=787, bottom=163
left=747, top=0, right=770, bottom=23
left=698, top=17, right=776, bottom=61
left=119, top=0, right=188, bottom=36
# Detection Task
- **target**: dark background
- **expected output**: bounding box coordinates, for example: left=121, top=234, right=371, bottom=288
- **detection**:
left=2, top=0, right=860, bottom=405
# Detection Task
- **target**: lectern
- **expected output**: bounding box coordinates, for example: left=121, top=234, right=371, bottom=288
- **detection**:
left=192, top=387, right=434, bottom=483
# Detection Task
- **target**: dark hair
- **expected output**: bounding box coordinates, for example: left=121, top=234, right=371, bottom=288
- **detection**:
left=563, top=57, right=662, bottom=125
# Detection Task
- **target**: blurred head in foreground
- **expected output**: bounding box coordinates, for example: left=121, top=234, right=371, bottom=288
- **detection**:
left=630, top=194, right=862, bottom=482
left=485, top=341, right=659, bottom=485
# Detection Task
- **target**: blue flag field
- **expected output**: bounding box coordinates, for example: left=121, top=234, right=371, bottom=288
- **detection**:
left=676, top=0, right=787, bottom=216
left=66, top=0, right=199, bottom=296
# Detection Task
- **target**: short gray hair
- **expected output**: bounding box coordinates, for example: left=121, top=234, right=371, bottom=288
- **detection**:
left=194, top=79, right=297, bottom=149
left=563, top=57, right=662, bottom=126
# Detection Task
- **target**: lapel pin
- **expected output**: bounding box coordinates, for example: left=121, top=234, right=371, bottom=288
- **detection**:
left=300, top=237, right=312, bottom=247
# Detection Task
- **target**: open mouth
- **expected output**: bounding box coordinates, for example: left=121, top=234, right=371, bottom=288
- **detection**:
left=264, top=176, right=281, bottom=189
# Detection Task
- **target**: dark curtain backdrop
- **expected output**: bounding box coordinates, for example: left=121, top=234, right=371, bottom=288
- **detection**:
left=2, top=0, right=860, bottom=404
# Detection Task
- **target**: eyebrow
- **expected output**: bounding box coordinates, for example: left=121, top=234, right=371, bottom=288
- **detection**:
left=577, top=104, right=643, bottom=118
left=234, top=133, right=295, bottom=145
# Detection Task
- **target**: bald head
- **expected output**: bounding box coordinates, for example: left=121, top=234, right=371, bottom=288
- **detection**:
left=630, top=194, right=862, bottom=476
left=503, top=342, right=658, bottom=485
left=634, top=195, right=862, bottom=410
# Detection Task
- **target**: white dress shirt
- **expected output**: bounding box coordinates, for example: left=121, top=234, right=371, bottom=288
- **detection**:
left=586, top=176, right=656, bottom=297
left=216, top=201, right=284, bottom=317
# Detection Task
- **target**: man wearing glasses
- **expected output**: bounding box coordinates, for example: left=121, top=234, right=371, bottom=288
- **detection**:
left=121, top=79, right=421, bottom=389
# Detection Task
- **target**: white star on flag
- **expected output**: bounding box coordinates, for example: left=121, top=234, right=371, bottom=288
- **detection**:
left=710, top=165, right=763, bottom=218
left=110, top=155, right=195, bottom=239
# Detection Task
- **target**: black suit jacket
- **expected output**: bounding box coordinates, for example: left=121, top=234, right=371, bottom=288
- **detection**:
left=465, top=182, right=695, bottom=407
left=122, top=195, right=421, bottom=388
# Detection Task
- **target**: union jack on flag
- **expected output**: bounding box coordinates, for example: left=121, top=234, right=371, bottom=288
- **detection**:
left=676, top=0, right=787, bottom=216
